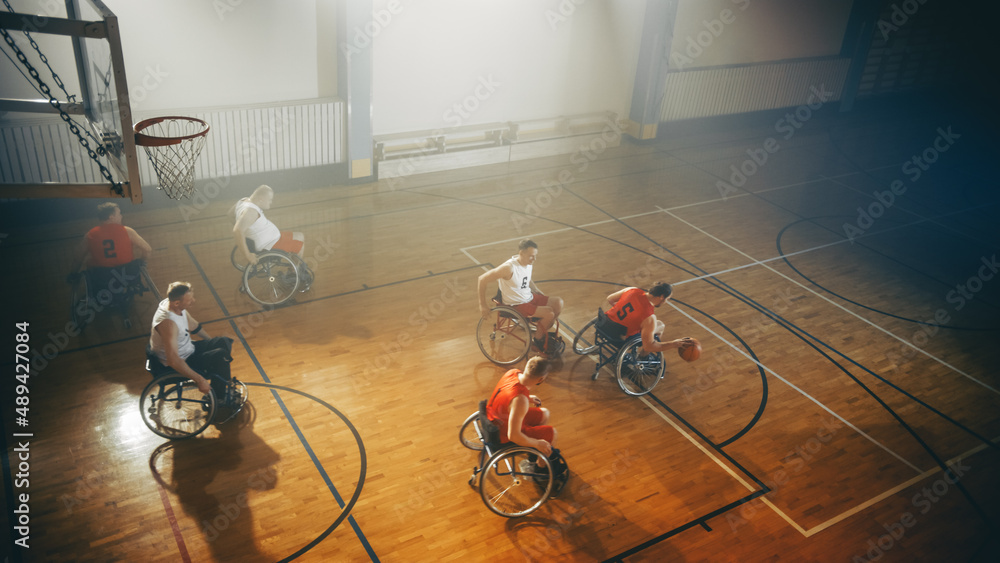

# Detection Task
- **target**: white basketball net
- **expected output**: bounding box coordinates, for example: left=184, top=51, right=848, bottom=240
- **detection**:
left=137, top=118, right=208, bottom=200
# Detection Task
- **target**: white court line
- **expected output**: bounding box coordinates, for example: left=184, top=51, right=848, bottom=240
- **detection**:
left=659, top=205, right=1000, bottom=395
left=638, top=395, right=809, bottom=536
left=459, top=167, right=896, bottom=253
left=822, top=173, right=1000, bottom=251
left=641, top=394, right=997, bottom=537
left=673, top=204, right=998, bottom=286
left=464, top=242, right=919, bottom=539
left=664, top=299, right=922, bottom=474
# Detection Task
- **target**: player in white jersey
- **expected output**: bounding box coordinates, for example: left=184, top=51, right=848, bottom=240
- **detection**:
left=477, top=239, right=565, bottom=353
left=149, top=282, right=234, bottom=397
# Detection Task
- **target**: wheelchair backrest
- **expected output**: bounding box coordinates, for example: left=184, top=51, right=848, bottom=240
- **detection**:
left=477, top=400, right=503, bottom=447
left=245, top=238, right=258, bottom=254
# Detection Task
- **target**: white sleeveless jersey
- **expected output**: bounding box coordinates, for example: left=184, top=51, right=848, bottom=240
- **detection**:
left=498, top=255, right=533, bottom=305
left=149, top=299, right=194, bottom=362
left=236, top=199, right=280, bottom=250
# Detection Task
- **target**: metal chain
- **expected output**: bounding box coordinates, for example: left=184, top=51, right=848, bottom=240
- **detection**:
left=1, top=0, right=106, bottom=150
left=1, top=27, right=123, bottom=195
left=2, top=0, right=75, bottom=102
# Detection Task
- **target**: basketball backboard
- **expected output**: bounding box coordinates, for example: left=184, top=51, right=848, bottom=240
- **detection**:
left=0, top=0, right=142, bottom=202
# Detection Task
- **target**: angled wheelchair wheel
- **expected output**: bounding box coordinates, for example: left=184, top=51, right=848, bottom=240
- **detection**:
left=460, top=412, right=486, bottom=451
left=243, top=251, right=299, bottom=306
left=615, top=337, right=665, bottom=396
left=70, top=276, right=91, bottom=331
left=477, top=306, right=532, bottom=366
left=479, top=446, right=553, bottom=518
left=231, top=246, right=249, bottom=272
left=572, top=317, right=599, bottom=355
left=140, top=375, right=216, bottom=439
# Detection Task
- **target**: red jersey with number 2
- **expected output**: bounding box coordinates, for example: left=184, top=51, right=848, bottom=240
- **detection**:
left=607, top=287, right=654, bottom=337
left=86, top=224, right=133, bottom=267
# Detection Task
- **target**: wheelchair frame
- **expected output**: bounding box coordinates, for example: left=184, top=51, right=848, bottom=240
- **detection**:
left=476, top=293, right=562, bottom=366
left=460, top=402, right=554, bottom=518
left=572, top=311, right=666, bottom=396
left=231, top=239, right=313, bottom=307
left=70, top=260, right=161, bottom=331
left=139, top=357, right=248, bottom=439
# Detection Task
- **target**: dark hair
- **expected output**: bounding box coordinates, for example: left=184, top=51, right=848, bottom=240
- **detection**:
left=518, top=239, right=538, bottom=251
left=524, top=356, right=551, bottom=378
left=167, top=281, right=192, bottom=301
left=649, top=282, right=673, bottom=299
left=97, top=202, right=119, bottom=221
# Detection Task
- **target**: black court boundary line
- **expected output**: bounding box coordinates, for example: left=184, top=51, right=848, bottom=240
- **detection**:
left=185, top=244, right=380, bottom=562
left=549, top=278, right=767, bottom=449
left=552, top=179, right=1000, bottom=536
left=777, top=216, right=1000, bottom=323
left=1, top=136, right=708, bottom=250
left=452, top=179, right=998, bottom=547
left=240, top=382, right=372, bottom=563
left=5, top=262, right=490, bottom=363
left=599, top=379, right=772, bottom=562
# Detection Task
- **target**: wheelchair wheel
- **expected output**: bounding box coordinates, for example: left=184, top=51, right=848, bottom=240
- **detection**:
left=140, top=375, right=216, bottom=439
left=460, top=412, right=485, bottom=451
left=572, top=317, right=599, bottom=355
left=477, top=306, right=532, bottom=366
left=231, top=246, right=250, bottom=272
left=70, top=276, right=90, bottom=331
left=213, top=377, right=249, bottom=425
left=615, top=337, right=665, bottom=396
left=479, top=446, right=553, bottom=518
left=243, top=251, right=299, bottom=306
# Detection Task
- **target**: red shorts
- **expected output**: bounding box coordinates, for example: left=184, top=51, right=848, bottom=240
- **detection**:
left=517, top=406, right=554, bottom=443
left=513, top=293, right=549, bottom=317
left=272, top=231, right=303, bottom=254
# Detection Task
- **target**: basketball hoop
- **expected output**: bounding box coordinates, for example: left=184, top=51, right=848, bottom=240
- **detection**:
left=134, top=116, right=210, bottom=200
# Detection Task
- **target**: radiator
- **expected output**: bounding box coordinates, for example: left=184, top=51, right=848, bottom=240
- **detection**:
left=660, top=58, right=852, bottom=121
left=0, top=98, right=344, bottom=187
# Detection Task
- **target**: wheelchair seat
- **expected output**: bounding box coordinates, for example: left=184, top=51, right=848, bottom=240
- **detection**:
left=460, top=400, right=560, bottom=518
left=572, top=308, right=665, bottom=396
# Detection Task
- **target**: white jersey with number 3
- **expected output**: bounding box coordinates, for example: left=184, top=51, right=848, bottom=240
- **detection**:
left=499, top=255, right=533, bottom=305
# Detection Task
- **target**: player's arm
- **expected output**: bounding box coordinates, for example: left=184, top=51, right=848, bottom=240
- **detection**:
left=186, top=312, right=211, bottom=340
left=125, top=226, right=152, bottom=259
left=507, top=395, right=551, bottom=455
left=606, top=287, right=630, bottom=307
left=641, top=315, right=692, bottom=354
left=477, top=262, right=513, bottom=316
left=155, top=319, right=211, bottom=394
left=233, top=207, right=260, bottom=265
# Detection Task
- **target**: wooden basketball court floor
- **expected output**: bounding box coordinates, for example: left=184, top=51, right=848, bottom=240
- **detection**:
left=2, top=102, right=999, bottom=562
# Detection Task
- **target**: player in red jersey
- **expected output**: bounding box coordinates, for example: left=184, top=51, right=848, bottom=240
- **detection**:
left=486, top=356, right=556, bottom=454
left=600, top=282, right=694, bottom=355
left=69, top=202, right=152, bottom=272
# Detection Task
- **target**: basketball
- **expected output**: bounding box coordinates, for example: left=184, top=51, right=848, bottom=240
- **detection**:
left=678, top=338, right=701, bottom=362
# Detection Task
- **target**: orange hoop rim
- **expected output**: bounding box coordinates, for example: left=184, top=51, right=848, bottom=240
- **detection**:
left=134, top=116, right=210, bottom=147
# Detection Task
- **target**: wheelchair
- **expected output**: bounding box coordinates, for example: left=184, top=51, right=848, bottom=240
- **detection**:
left=70, top=260, right=161, bottom=331
left=231, top=238, right=313, bottom=307
left=476, top=291, right=563, bottom=365
left=139, top=352, right=248, bottom=439
left=460, top=401, right=561, bottom=518
left=572, top=309, right=665, bottom=396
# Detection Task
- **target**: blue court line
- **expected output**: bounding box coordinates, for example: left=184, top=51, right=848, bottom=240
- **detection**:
left=184, top=245, right=379, bottom=562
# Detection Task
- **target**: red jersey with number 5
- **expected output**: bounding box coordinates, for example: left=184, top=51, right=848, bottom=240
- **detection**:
left=86, top=224, right=133, bottom=267
left=607, top=287, right=654, bottom=337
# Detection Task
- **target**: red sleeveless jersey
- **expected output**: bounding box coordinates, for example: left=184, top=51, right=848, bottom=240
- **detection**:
left=486, top=369, right=529, bottom=442
left=606, top=287, right=654, bottom=337
left=86, top=224, right=133, bottom=267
